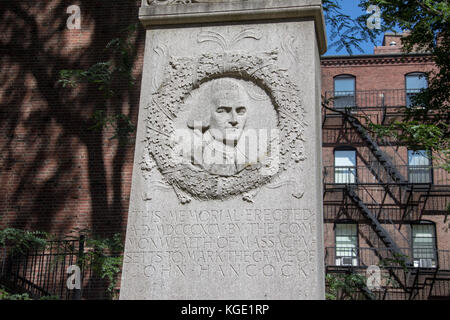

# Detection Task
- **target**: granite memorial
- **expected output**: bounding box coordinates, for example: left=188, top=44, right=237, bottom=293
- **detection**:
left=120, top=0, right=327, bottom=300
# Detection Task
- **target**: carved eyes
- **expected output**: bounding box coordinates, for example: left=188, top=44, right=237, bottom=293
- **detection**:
left=216, top=106, right=247, bottom=115
left=236, top=107, right=247, bottom=115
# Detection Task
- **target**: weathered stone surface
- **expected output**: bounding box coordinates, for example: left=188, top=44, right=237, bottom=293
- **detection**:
left=120, top=0, right=326, bottom=300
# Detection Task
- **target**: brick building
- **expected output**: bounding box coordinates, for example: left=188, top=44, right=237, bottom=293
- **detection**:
left=322, top=33, right=450, bottom=299
left=0, top=2, right=448, bottom=299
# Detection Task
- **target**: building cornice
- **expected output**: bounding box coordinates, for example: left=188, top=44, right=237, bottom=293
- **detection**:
left=139, top=0, right=328, bottom=55
left=320, top=53, right=433, bottom=67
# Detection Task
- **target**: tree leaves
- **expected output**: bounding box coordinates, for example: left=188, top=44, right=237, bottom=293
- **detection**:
left=0, top=228, right=48, bottom=255
left=323, top=0, right=384, bottom=55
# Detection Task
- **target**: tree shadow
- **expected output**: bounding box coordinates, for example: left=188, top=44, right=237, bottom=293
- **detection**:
left=0, top=0, right=145, bottom=238
left=1, top=0, right=146, bottom=299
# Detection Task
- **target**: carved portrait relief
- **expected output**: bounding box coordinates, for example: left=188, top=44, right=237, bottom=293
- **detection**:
left=173, top=77, right=276, bottom=177
left=141, top=29, right=306, bottom=203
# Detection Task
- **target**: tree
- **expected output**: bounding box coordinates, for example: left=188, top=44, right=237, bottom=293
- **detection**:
left=59, top=24, right=137, bottom=147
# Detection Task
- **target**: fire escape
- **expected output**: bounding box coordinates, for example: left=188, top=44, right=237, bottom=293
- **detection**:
left=322, top=89, right=450, bottom=300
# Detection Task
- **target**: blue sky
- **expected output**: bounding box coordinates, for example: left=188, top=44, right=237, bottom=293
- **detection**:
left=323, top=1, right=386, bottom=56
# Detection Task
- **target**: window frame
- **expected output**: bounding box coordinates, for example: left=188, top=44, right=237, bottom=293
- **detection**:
left=405, top=72, right=428, bottom=108
left=333, top=74, right=356, bottom=109
left=334, top=221, right=360, bottom=266
left=407, top=149, right=433, bottom=184
left=334, top=147, right=358, bottom=184
left=410, top=221, right=437, bottom=268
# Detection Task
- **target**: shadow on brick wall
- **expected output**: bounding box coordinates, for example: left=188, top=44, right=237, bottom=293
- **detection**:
left=0, top=1, right=145, bottom=238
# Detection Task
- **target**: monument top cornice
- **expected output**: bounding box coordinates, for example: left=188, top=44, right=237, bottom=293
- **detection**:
left=139, top=0, right=327, bottom=54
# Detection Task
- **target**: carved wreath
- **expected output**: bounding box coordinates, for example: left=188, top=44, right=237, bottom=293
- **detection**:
left=143, top=48, right=306, bottom=202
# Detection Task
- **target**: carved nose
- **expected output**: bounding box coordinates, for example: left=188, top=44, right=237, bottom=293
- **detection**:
left=229, top=120, right=238, bottom=126
left=230, top=112, right=238, bottom=126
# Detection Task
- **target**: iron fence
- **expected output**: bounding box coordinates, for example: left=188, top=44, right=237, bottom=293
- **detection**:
left=0, top=236, right=122, bottom=300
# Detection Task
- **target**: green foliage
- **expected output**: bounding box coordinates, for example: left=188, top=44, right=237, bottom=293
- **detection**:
left=89, top=110, right=135, bottom=146
left=379, top=252, right=410, bottom=272
left=39, top=295, right=60, bottom=300
left=326, top=251, right=424, bottom=300
left=325, top=273, right=368, bottom=300
left=0, top=287, right=32, bottom=300
left=81, top=233, right=124, bottom=299
left=59, top=62, right=114, bottom=96
left=359, top=0, right=450, bottom=163
left=322, top=0, right=383, bottom=54
left=58, top=24, right=137, bottom=145
left=0, top=228, right=124, bottom=300
left=58, top=23, right=137, bottom=97
left=0, top=285, right=59, bottom=300
left=360, top=0, right=449, bottom=53
left=0, top=228, right=48, bottom=255
left=105, top=23, right=137, bottom=88
left=369, top=121, right=449, bottom=170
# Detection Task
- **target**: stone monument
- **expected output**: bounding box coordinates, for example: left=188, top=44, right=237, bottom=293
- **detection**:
left=120, top=0, right=327, bottom=300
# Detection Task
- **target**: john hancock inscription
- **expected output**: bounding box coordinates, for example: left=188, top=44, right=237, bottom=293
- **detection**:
left=125, top=207, right=317, bottom=295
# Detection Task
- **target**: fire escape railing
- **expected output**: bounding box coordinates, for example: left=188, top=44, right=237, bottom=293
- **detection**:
left=324, top=165, right=449, bottom=186
left=325, top=247, right=450, bottom=299
left=325, top=247, right=450, bottom=271
left=324, top=89, right=411, bottom=109
left=323, top=89, right=423, bottom=116
left=322, top=89, right=436, bottom=130
left=322, top=95, right=450, bottom=298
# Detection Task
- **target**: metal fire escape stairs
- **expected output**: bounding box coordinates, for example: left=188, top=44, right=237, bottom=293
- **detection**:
left=323, top=106, right=412, bottom=256
left=343, top=113, right=414, bottom=244
left=346, top=115, right=406, bottom=184
left=345, top=187, right=404, bottom=258
left=323, top=102, right=444, bottom=299
left=342, top=111, right=424, bottom=296
left=344, top=114, right=418, bottom=221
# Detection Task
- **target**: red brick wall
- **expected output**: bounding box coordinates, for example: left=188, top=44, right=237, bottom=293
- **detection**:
left=321, top=55, right=437, bottom=95
left=0, top=1, right=144, bottom=238
left=321, top=52, right=450, bottom=253
left=1, top=1, right=448, bottom=262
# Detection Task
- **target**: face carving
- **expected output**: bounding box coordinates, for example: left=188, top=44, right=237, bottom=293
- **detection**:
left=209, top=79, right=249, bottom=144
left=180, top=78, right=256, bottom=176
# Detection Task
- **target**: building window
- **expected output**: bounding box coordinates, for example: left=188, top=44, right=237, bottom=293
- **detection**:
left=406, top=73, right=427, bottom=108
left=334, top=149, right=357, bottom=184
left=334, top=75, right=356, bottom=108
left=408, top=149, right=432, bottom=183
left=335, top=223, right=358, bottom=266
left=411, top=222, right=436, bottom=268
